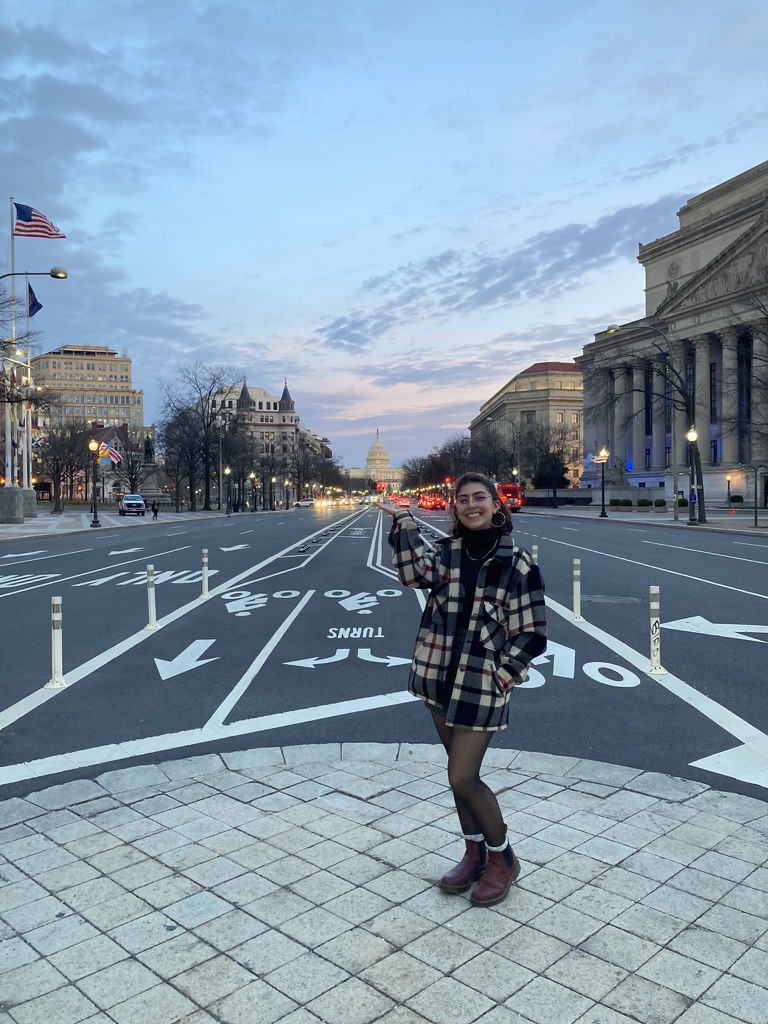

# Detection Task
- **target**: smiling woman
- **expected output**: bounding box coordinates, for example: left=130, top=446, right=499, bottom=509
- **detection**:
left=375, top=472, right=546, bottom=907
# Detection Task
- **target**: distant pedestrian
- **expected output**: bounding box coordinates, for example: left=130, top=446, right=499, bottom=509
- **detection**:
left=151, top=500, right=159, bottom=520
left=375, top=472, right=546, bottom=906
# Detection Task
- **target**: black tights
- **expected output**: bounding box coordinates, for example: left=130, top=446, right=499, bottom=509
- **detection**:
left=429, top=708, right=506, bottom=847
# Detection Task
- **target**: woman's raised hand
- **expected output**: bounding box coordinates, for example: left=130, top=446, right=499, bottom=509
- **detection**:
left=373, top=501, right=398, bottom=518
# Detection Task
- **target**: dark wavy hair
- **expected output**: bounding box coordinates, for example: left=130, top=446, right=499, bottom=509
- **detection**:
left=448, top=471, right=513, bottom=538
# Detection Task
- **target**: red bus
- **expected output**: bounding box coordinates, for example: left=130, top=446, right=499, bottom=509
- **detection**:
left=497, top=481, right=524, bottom=510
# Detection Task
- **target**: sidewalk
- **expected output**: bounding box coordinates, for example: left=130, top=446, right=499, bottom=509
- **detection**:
left=0, top=509, right=225, bottom=542
left=521, top=505, right=768, bottom=534
left=1, top=743, right=766, bottom=1024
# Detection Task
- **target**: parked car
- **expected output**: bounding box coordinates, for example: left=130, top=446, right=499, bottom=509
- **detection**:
left=294, top=498, right=315, bottom=507
left=118, top=494, right=146, bottom=516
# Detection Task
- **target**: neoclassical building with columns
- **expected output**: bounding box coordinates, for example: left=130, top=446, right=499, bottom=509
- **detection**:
left=578, top=161, right=768, bottom=503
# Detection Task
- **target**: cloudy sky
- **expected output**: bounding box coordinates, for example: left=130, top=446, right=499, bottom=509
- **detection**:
left=1, top=1, right=765, bottom=468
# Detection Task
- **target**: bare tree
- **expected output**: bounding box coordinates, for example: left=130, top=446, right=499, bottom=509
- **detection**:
left=37, top=419, right=91, bottom=513
left=111, top=428, right=153, bottom=494
left=159, top=363, right=240, bottom=511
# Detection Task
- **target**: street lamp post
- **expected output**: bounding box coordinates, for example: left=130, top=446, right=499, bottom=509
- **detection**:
left=595, top=447, right=609, bottom=517
left=224, top=465, right=232, bottom=515
left=726, top=474, right=731, bottom=501
left=686, top=427, right=698, bottom=525
left=87, top=438, right=101, bottom=528
left=249, top=471, right=257, bottom=510
left=270, top=476, right=276, bottom=511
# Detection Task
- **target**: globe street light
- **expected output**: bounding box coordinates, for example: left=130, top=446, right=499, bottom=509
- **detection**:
left=725, top=474, right=731, bottom=500
left=595, top=447, right=609, bottom=517
left=88, top=438, right=101, bottom=528
left=686, top=427, right=698, bottom=526
left=249, top=471, right=257, bottom=511
left=224, top=465, right=232, bottom=515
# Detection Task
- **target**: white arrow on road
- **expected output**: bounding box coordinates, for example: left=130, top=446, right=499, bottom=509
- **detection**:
left=220, top=544, right=250, bottom=551
left=358, top=649, right=411, bottom=667
left=109, top=548, right=144, bottom=555
left=284, top=649, right=350, bottom=669
left=2, top=551, right=46, bottom=558
left=662, top=616, right=768, bottom=643
left=155, top=640, right=219, bottom=680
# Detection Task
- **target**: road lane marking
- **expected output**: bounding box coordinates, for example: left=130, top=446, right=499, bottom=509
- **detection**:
left=0, top=691, right=420, bottom=787
left=546, top=538, right=768, bottom=600
left=546, top=595, right=768, bottom=786
left=643, top=540, right=768, bottom=566
left=0, top=546, right=192, bottom=599
left=207, top=590, right=315, bottom=725
left=0, top=548, right=92, bottom=565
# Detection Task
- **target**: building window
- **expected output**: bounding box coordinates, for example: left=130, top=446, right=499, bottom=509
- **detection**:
left=526, top=412, right=535, bottom=425
left=556, top=380, right=562, bottom=389
left=556, top=412, right=564, bottom=424
left=571, top=413, right=579, bottom=425
left=530, top=382, right=537, bottom=390
left=645, top=448, right=651, bottom=470
left=710, top=439, right=719, bottom=464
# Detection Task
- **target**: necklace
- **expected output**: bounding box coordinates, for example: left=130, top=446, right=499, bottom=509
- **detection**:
left=465, top=539, right=499, bottom=563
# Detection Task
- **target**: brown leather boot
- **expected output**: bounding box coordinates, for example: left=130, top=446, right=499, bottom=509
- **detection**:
left=470, top=844, right=520, bottom=907
left=439, top=838, right=487, bottom=893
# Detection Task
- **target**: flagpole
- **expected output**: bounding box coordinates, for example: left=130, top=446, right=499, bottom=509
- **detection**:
left=21, top=271, right=31, bottom=490
left=4, top=198, right=16, bottom=487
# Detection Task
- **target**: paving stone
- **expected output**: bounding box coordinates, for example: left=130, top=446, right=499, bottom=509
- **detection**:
left=691, top=850, right=757, bottom=883
left=267, top=950, right=349, bottom=1003
left=492, top=925, right=570, bottom=973
left=0, top=799, right=46, bottom=828
left=77, top=959, right=158, bottom=1009
left=107, top=982, right=197, bottom=1024
left=581, top=925, right=660, bottom=972
left=363, top=906, right=434, bottom=945
left=24, top=915, right=99, bottom=957
left=530, top=904, right=603, bottom=945
left=133, top=873, right=202, bottom=909
left=80, top=892, right=153, bottom=931
left=625, top=773, right=708, bottom=802
left=2, top=894, right=73, bottom=933
left=359, top=950, right=441, bottom=1000
left=701, top=975, right=768, bottom=1024
left=230, top=931, right=307, bottom=974
left=610, top=904, right=686, bottom=944
left=675, top=1005, right=753, bottom=1024
left=7, top=984, right=98, bottom=1024
left=668, top=866, right=737, bottom=902
left=315, top=929, right=395, bottom=974
left=506, top=976, right=594, bottom=1024
left=404, top=927, right=484, bottom=972
left=163, top=891, right=232, bottom=929
left=0, top=937, right=38, bottom=974
left=27, top=782, right=107, bottom=812
left=544, top=948, right=628, bottom=1001
left=636, top=948, right=720, bottom=999
left=402, top=977, right=496, bottom=1024
left=208, top=979, right=297, bottom=1024
left=48, top=934, right=129, bottom=980
left=683, top=791, right=768, bottom=825
left=603, top=974, right=691, bottom=1024
left=96, top=766, right=169, bottom=794
left=453, top=950, right=534, bottom=1001
left=157, top=754, right=224, bottom=780
left=172, top=952, right=256, bottom=1005
left=0, top=958, right=67, bottom=1004
left=137, top=932, right=217, bottom=978
left=667, top=925, right=748, bottom=971
left=448, top=906, right=519, bottom=948
left=696, top=904, right=768, bottom=945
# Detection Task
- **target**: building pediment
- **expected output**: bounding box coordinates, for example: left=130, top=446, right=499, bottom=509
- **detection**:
left=656, top=207, right=768, bottom=319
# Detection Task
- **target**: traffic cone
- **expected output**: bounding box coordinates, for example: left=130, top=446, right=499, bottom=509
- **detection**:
left=730, top=506, right=735, bottom=515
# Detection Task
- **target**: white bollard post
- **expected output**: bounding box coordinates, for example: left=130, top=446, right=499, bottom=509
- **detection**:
left=649, top=585, right=664, bottom=673
left=572, top=559, right=583, bottom=621
left=201, top=548, right=209, bottom=597
left=146, top=564, right=158, bottom=630
left=531, top=544, right=538, bottom=564
left=45, top=596, right=66, bottom=688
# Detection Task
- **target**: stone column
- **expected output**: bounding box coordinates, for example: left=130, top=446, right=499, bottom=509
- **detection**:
left=720, top=328, right=739, bottom=464
left=693, top=335, right=711, bottom=465
left=652, top=370, right=667, bottom=471
left=613, top=367, right=629, bottom=473
left=751, top=324, right=768, bottom=463
left=632, top=372, right=645, bottom=473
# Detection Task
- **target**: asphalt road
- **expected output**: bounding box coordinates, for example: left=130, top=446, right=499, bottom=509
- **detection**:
left=0, top=507, right=766, bottom=802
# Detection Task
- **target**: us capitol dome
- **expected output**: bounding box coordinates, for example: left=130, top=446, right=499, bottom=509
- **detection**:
left=344, top=430, right=403, bottom=488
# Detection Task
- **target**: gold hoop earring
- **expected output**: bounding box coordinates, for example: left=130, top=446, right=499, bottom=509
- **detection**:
left=491, top=510, right=506, bottom=528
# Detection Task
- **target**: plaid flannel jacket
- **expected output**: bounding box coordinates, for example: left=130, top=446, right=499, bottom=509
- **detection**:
left=388, top=509, right=547, bottom=730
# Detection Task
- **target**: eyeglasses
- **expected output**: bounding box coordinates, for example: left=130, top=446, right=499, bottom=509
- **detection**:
left=455, top=493, right=491, bottom=507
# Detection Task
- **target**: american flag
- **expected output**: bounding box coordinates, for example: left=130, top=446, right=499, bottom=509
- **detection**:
left=13, top=203, right=66, bottom=239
